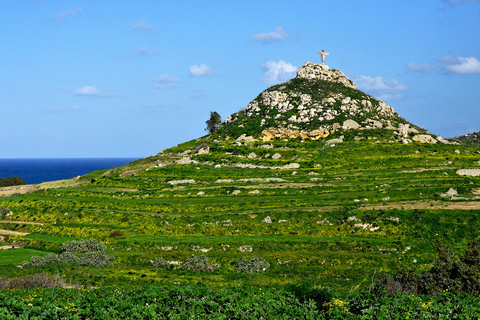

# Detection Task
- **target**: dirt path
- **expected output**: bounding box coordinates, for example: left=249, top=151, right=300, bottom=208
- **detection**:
left=0, top=221, right=44, bottom=225
left=0, top=229, right=28, bottom=236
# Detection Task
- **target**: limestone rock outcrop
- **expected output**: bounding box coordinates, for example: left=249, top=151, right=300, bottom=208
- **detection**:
left=296, top=62, right=356, bottom=89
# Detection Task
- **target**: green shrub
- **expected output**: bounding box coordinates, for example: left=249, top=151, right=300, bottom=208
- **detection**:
left=152, top=257, right=171, bottom=269
left=79, top=251, right=115, bottom=268
left=181, top=255, right=220, bottom=272
left=0, top=206, right=10, bottom=218
left=108, top=230, right=124, bottom=238
left=236, top=257, right=270, bottom=274
left=61, top=239, right=107, bottom=254
left=284, top=283, right=332, bottom=311
left=59, top=252, right=81, bottom=264
left=28, top=252, right=59, bottom=268
left=378, top=240, right=480, bottom=295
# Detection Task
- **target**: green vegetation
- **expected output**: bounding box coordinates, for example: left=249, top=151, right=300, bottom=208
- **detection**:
left=0, top=176, right=26, bottom=187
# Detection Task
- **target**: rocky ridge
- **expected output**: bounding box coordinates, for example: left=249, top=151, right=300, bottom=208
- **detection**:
left=219, top=62, right=451, bottom=145
left=453, top=131, right=480, bottom=145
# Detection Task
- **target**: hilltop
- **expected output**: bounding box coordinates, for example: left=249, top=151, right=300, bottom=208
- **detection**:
left=0, top=61, right=479, bottom=296
left=213, top=62, right=448, bottom=146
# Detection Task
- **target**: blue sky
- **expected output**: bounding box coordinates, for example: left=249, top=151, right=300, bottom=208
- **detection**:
left=1, top=0, right=479, bottom=158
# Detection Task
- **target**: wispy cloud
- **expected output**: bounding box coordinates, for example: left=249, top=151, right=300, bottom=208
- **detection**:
left=54, top=7, right=82, bottom=21
left=406, top=63, right=438, bottom=74
left=72, top=86, right=118, bottom=97
left=353, top=75, right=408, bottom=101
left=261, top=60, right=297, bottom=84
left=43, top=105, right=81, bottom=113
left=251, top=27, right=287, bottom=43
left=189, top=64, right=214, bottom=77
left=441, top=55, right=480, bottom=74
left=137, top=46, right=160, bottom=55
left=131, top=19, right=156, bottom=30
left=152, top=74, right=181, bottom=89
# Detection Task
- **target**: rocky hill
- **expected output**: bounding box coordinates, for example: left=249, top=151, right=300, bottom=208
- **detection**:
left=1, top=60, right=479, bottom=294
left=215, top=62, right=452, bottom=145
left=453, top=130, right=480, bottom=145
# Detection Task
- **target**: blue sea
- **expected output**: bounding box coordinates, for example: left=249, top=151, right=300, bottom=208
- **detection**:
left=0, top=158, right=138, bottom=185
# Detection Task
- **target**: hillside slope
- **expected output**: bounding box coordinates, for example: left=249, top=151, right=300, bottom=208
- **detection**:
left=453, top=130, right=480, bottom=145
left=0, top=62, right=479, bottom=291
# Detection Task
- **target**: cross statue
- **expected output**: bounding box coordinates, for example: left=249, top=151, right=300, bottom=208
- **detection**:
left=317, top=49, right=330, bottom=65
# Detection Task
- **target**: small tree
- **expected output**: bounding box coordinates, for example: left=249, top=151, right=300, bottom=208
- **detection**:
left=205, top=111, right=221, bottom=134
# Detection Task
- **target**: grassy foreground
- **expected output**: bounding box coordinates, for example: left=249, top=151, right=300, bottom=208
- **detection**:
left=1, top=284, right=479, bottom=319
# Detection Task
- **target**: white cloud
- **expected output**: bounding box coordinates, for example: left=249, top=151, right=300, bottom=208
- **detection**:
left=73, top=86, right=102, bottom=96
left=138, top=46, right=160, bottom=55
left=353, top=75, right=408, bottom=101
left=152, top=74, right=181, bottom=89
left=441, top=55, right=480, bottom=74
left=54, top=7, right=82, bottom=21
left=251, top=27, right=287, bottom=43
left=406, top=63, right=438, bottom=74
left=189, top=64, right=213, bottom=77
left=131, top=19, right=156, bottom=30
left=261, top=60, right=297, bottom=84
left=72, top=86, right=118, bottom=97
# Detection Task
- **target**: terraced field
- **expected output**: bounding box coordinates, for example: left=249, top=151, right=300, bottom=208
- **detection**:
left=1, top=135, right=479, bottom=291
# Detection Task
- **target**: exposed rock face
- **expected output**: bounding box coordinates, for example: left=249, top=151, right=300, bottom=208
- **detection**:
left=412, top=135, right=437, bottom=144
left=296, top=62, right=356, bottom=89
left=262, top=127, right=331, bottom=141
left=457, top=169, right=480, bottom=177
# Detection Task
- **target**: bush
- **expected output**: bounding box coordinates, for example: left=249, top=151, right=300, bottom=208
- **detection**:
left=284, top=283, right=332, bottom=311
left=1, top=273, right=64, bottom=289
left=61, top=239, right=107, bottom=254
left=28, top=252, right=59, bottom=268
left=108, top=230, right=124, bottom=238
left=79, top=251, right=116, bottom=268
left=181, top=255, right=220, bottom=272
left=236, top=257, right=270, bottom=274
left=152, top=257, right=171, bottom=269
left=0, top=207, right=10, bottom=218
left=24, top=239, right=114, bottom=268
left=378, top=240, right=480, bottom=295
left=59, top=252, right=81, bottom=264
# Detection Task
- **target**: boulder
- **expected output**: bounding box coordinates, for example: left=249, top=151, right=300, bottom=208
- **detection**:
left=412, top=134, right=437, bottom=144
left=342, top=119, right=361, bottom=130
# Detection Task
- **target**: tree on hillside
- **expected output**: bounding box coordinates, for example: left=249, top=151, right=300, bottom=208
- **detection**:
left=205, top=111, right=221, bottom=134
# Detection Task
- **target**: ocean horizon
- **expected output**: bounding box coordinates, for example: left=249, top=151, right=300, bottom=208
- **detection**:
left=0, top=158, right=138, bottom=185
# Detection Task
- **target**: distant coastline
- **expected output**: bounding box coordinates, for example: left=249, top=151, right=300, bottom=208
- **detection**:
left=0, top=158, right=137, bottom=185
